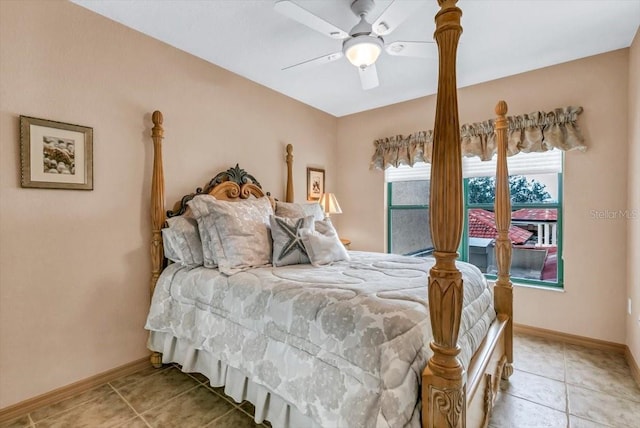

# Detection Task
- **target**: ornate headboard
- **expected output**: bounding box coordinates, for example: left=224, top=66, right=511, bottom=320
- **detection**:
left=166, top=164, right=272, bottom=218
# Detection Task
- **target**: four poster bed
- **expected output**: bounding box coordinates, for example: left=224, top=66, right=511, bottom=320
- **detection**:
left=145, top=1, right=514, bottom=427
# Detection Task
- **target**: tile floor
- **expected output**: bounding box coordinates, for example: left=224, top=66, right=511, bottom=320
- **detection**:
left=1, top=332, right=639, bottom=427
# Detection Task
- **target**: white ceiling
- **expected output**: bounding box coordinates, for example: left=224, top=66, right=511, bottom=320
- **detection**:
left=71, top=0, right=639, bottom=117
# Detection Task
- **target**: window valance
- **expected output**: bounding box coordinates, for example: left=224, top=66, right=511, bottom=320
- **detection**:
left=370, top=106, right=586, bottom=170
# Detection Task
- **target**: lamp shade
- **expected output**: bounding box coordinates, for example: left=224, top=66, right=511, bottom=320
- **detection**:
left=343, top=35, right=383, bottom=68
left=318, top=193, right=342, bottom=217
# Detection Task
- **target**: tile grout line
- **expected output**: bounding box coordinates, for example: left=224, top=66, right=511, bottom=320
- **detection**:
left=500, top=390, right=568, bottom=416
left=171, top=364, right=237, bottom=404
left=107, top=383, right=153, bottom=428
left=25, top=367, right=171, bottom=427
left=561, top=341, right=640, bottom=405
left=564, top=379, right=640, bottom=404
left=185, top=374, right=268, bottom=426
left=236, top=402, right=255, bottom=419
left=552, top=338, right=618, bottom=427
left=26, top=387, right=109, bottom=426
left=203, top=407, right=239, bottom=428
left=512, top=337, right=626, bottom=428
left=509, top=366, right=565, bottom=385
left=200, top=382, right=245, bottom=408
left=560, top=340, right=623, bottom=428
left=164, top=367, right=248, bottom=412
left=123, top=380, right=207, bottom=422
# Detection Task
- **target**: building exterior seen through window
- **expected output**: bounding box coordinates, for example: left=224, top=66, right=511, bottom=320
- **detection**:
left=386, top=151, right=563, bottom=288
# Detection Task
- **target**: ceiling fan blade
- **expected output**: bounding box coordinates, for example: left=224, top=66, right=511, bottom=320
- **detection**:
left=358, top=64, right=379, bottom=90
left=274, top=0, right=348, bottom=39
left=385, top=41, right=437, bottom=58
left=283, top=51, right=343, bottom=71
left=372, top=0, right=427, bottom=36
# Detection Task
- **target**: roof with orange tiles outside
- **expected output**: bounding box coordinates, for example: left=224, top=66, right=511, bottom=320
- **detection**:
left=468, top=209, right=533, bottom=244
left=512, top=208, right=558, bottom=221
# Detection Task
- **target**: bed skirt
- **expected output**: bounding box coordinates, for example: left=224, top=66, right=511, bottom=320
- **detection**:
left=148, top=331, right=320, bottom=428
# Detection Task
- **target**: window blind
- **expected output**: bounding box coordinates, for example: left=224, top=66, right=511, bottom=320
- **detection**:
left=385, top=149, right=562, bottom=182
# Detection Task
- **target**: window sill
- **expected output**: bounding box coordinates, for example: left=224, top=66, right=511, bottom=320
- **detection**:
left=491, top=280, right=565, bottom=292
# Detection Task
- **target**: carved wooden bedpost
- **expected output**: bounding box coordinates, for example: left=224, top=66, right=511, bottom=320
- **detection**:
left=493, top=101, right=514, bottom=379
left=285, top=143, right=294, bottom=203
left=150, top=111, right=165, bottom=368
left=422, top=1, right=465, bottom=427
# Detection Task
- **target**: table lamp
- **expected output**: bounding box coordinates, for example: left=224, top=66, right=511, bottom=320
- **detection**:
left=318, top=193, right=342, bottom=219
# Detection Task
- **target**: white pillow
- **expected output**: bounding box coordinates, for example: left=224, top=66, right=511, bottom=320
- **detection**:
left=161, top=216, right=204, bottom=268
left=188, top=195, right=274, bottom=275
left=185, top=196, right=219, bottom=268
left=299, top=219, right=349, bottom=267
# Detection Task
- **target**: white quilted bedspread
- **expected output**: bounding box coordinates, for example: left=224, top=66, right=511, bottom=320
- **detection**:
left=146, top=251, right=495, bottom=428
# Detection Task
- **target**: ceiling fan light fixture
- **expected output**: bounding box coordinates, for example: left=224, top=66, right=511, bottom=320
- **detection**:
left=343, top=35, right=383, bottom=68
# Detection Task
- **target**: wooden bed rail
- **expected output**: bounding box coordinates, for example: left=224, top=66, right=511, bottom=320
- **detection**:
left=493, top=101, right=514, bottom=379
left=422, top=1, right=466, bottom=426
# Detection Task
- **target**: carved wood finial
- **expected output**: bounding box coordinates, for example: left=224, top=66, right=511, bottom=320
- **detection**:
left=152, top=110, right=163, bottom=126
left=152, top=111, right=164, bottom=142
left=495, top=100, right=508, bottom=117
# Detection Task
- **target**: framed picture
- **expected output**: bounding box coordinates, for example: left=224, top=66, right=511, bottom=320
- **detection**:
left=306, top=167, right=325, bottom=201
left=20, top=116, right=93, bottom=190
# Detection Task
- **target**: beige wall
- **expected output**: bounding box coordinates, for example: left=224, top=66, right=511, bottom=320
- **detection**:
left=337, top=50, right=630, bottom=344
left=0, top=0, right=337, bottom=409
left=628, top=29, right=640, bottom=365
left=1, top=0, right=636, bottom=411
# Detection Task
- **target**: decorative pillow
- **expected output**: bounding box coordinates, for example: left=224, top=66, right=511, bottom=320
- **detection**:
left=162, top=228, right=181, bottom=264
left=185, top=197, right=218, bottom=268
left=314, top=218, right=336, bottom=236
left=299, top=219, right=350, bottom=267
left=269, top=215, right=314, bottom=267
left=187, top=195, right=274, bottom=275
left=161, top=216, right=204, bottom=268
left=275, top=201, right=324, bottom=221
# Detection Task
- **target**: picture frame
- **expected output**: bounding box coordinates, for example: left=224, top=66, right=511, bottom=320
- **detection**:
left=20, top=116, right=93, bottom=190
left=306, top=167, right=325, bottom=201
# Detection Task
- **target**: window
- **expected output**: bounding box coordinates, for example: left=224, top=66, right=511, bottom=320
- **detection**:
left=385, top=150, right=563, bottom=288
left=387, top=180, right=432, bottom=256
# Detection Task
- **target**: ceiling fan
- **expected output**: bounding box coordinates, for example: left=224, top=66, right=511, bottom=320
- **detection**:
left=274, top=0, right=435, bottom=90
